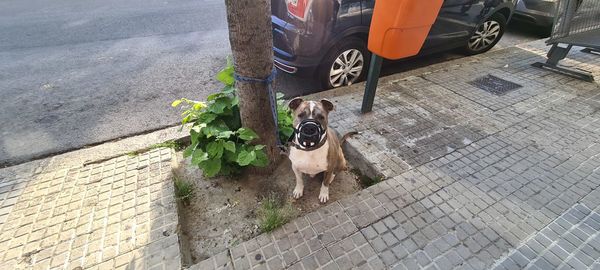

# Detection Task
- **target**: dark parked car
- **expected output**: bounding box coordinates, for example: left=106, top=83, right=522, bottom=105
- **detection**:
left=272, top=0, right=515, bottom=88
left=513, top=0, right=557, bottom=29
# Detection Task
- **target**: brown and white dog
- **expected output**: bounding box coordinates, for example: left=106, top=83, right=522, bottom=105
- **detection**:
left=287, top=98, right=352, bottom=203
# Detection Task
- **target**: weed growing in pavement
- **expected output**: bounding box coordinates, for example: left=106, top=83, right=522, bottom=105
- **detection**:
left=174, top=177, right=194, bottom=205
left=124, top=140, right=184, bottom=157
left=258, top=195, right=297, bottom=233
left=351, top=168, right=383, bottom=188
left=149, top=140, right=185, bottom=151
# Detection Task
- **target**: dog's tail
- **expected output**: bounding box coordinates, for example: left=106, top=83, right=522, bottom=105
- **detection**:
left=340, top=131, right=359, bottom=144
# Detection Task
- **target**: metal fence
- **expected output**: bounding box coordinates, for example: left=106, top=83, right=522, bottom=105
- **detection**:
left=533, top=0, right=600, bottom=82
left=550, top=0, right=600, bottom=41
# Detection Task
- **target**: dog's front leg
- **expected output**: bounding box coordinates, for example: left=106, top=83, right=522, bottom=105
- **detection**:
left=292, top=165, right=304, bottom=199
left=319, top=171, right=335, bottom=203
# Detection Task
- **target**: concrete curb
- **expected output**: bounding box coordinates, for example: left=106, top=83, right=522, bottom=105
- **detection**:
left=6, top=125, right=189, bottom=172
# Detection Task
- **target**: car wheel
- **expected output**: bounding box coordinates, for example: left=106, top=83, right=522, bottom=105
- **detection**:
left=464, top=13, right=506, bottom=55
left=319, top=37, right=369, bottom=89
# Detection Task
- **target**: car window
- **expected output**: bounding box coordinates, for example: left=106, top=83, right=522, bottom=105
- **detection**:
left=340, top=1, right=362, bottom=17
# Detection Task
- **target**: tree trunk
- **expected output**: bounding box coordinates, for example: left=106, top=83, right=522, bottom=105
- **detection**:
left=224, top=0, right=280, bottom=173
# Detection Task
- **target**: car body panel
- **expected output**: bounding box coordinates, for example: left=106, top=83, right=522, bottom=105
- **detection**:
left=272, top=0, right=515, bottom=75
left=513, top=0, right=557, bottom=27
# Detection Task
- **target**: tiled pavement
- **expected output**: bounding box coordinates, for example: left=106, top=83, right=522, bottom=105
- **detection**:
left=0, top=149, right=180, bottom=269
left=1, top=40, right=600, bottom=270
left=491, top=202, right=600, bottom=270
left=196, top=41, right=600, bottom=269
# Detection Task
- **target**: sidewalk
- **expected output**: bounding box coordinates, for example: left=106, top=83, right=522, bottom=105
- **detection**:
left=0, top=128, right=184, bottom=269
left=1, top=39, right=600, bottom=270
left=198, top=40, right=600, bottom=269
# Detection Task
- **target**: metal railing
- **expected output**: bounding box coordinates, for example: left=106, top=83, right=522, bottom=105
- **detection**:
left=533, top=0, right=600, bottom=82
left=550, top=0, right=600, bottom=40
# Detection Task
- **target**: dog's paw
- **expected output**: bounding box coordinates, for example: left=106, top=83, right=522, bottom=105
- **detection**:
left=318, top=189, right=329, bottom=203
left=293, top=186, right=304, bottom=199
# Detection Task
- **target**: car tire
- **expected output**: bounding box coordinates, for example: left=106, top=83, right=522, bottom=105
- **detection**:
left=319, top=37, right=370, bottom=89
left=463, top=13, right=507, bottom=55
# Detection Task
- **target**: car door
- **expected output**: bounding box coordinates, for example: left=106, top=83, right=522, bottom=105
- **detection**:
left=424, top=0, right=486, bottom=50
left=361, top=0, right=486, bottom=52
left=361, top=0, right=375, bottom=26
left=336, top=0, right=363, bottom=34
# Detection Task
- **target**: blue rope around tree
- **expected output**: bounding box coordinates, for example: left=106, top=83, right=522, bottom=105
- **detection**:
left=234, top=68, right=284, bottom=148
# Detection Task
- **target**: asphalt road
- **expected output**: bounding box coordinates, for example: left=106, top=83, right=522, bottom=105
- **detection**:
left=0, top=0, right=546, bottom=166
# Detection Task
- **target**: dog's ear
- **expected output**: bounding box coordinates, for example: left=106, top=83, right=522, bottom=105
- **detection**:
left=320, top=99, right=335, bottom=112
left=288, top=97, right=303, bottom=111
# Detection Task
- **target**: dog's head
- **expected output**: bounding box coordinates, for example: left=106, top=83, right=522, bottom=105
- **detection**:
left=287, top=98, right=334, bottom=129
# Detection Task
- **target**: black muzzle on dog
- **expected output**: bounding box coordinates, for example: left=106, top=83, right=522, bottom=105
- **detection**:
left=295, top=119, right=326, bottom=149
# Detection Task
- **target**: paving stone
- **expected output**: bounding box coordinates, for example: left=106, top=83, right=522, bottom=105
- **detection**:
left=286, top=249, right=337, bottom=270
left=436, top=255, right=454, bottom=269
left=432, top=237, right=451, bottom=253
left=265, top=218, right=322, bottom=267
left=392, top=227, right=408, bottom=242
left=588, top=235, right=600, bottom=250
left=534, top=258, right=554, bottom=270
left=498, top=257, right=518, bottom=270
left=306, top=202, right=357, bottom=245
left=549, top=245, right=569, bottom=260
left=414, top=250, right=431, bottom=267
left=361, top=227, right=378, bottom=241
left=567, top=257, right=588, bottom=270
left=444, top=250, right=462, bottom=267
left=195, top=250, right=233, bottom=270
left=340, top=190, right=388, bottom=228
left=467, top=256, right=486, bottom=269
left=379, top=250, right=396, bottom=267
left=559, top=237, right=578, bottom=252
left=574, top=226, right=593, bottom=242
left=542, top=250, right=562, bottom=267
left=509, top=251, right=529, bottom=268
left=402, top=239, right=419, bottom=254
left=400, top=256, right=419, bottom=270
left=573, top=250, right=595, bottom=266
left=492, top=203, right=600, bottom=270
left=423, top=243, right=441, bottom=259
left=0, top=149, right=180, bottom=270
left=326, top=233, right=384, bottom=269
left=534, top=234, right=552, bottom=247
left=455, top=245, right=471, bottom=260
left=581, top=244, right=600, bottom=258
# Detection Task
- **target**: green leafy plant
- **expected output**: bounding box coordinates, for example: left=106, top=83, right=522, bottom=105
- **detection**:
left=174, top=177, right=194, bottom=205
left=258, top=195, right=296, bottom=232
left=276, top=93, right=294, bottom=143
left=172, top=59, right=293, bottom=177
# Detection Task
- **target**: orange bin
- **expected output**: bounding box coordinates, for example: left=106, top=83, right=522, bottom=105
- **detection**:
left=368, top=0, right=444, bottom=60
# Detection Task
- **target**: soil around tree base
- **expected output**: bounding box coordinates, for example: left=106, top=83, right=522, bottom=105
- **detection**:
left=171, top=151, right=361, bottom=265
